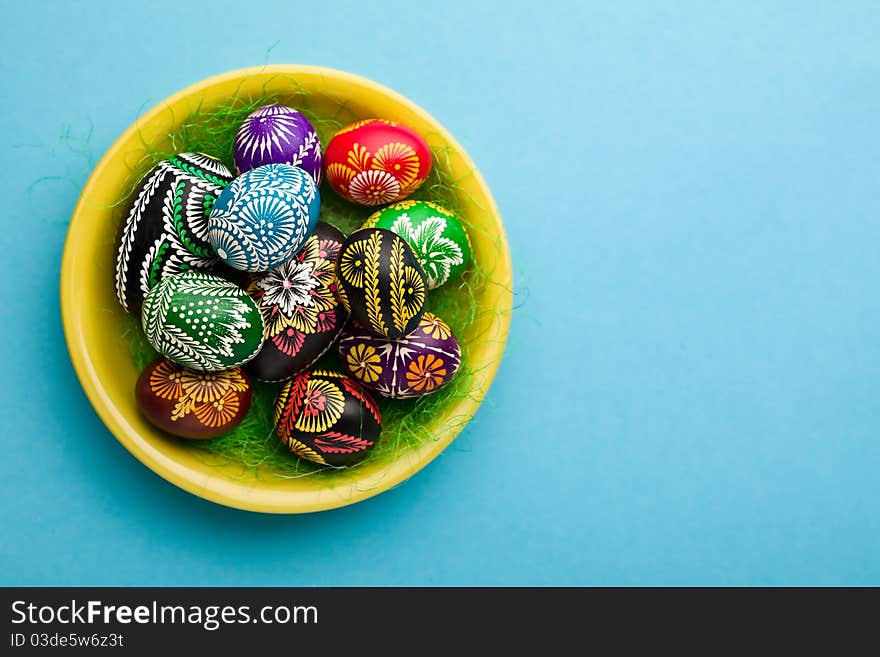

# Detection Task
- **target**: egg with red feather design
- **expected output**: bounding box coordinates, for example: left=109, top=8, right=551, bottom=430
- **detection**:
left=274, top=370, right=382, bottom=466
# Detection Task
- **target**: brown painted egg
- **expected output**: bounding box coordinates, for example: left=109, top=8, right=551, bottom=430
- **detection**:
left=336, top=228, right=427, bottom=339
left=274, top=370, right=382, bottom=466
left=244, top=222, right=348, bottom=382
left=135, top=357, right=253, bottom=439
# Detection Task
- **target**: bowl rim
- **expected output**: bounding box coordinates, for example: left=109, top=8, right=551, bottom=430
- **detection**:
left=60, top=65, right=512, bottom=513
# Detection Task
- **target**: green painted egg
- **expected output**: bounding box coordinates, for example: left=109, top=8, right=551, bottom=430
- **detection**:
left=141, top=271, right=265, bottom=372
left=363, top=200, right=472, bottom=289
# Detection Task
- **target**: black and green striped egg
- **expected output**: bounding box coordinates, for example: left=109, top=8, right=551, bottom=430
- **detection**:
left=114, top=152, right=233, bottom=313
left=335, top=228, right=428, bottom=339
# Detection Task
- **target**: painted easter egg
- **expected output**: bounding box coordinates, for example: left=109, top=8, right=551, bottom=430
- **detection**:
left=207, top=163, right=320, bottom=272
left=141, top=270, right=265, bottom=372
left=135, top=357, right=252, bottom=439
left=114, top=152, right=233, bottom=313
left=336, top=228, right=427, bottom=339
left=233, top=105, right=322, bottom=183
left=363, top=200, right=472, bottom=289
left=274, top=370, right=382, bottom=466
left=245, top=222, right=348, bottom=382
left=324, top=119, right=431, bottom=205
left=340, top=313, right=462, bottom=399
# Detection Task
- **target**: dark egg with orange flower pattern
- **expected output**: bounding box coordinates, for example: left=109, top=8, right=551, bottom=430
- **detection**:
left=244, top=222, right=348, bottom=382
left=274, top=370, right=382, bottom=466
left=135, top=357, right=253, bottom=439
left=338, top=312, right=461, bottom=399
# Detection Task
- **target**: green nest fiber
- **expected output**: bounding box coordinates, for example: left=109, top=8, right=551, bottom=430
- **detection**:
left=120, top=91, right=488, bottom=479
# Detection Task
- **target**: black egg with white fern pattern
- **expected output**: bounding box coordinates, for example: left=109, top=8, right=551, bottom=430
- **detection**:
left=114, top=152, right=233, bottom=313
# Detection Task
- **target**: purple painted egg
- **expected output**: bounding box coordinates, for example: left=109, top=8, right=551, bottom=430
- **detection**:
left=338, top=312, right=462, bottom=399
left=233, top=105, right=322, bottom=183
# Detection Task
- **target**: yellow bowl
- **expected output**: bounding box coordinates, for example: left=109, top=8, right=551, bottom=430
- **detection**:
left=60, top=65, right=512, bottom=513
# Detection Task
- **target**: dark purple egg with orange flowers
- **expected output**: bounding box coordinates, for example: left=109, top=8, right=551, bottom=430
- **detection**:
left=339, top=312, right=461, bottom=399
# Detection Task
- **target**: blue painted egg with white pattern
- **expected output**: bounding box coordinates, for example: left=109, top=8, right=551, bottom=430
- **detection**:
left=207, top=163, right=320, bottom=272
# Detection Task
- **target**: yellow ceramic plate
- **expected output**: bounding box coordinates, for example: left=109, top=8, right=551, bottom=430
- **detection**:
left=60, top=66, right=512, bottom=513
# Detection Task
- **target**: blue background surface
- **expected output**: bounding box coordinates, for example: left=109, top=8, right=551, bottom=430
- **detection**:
left=2, top=1, right=879, bottom=585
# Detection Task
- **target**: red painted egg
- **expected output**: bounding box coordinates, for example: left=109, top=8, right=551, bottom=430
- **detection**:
left=324, top=119, right=432, bottom=206
left=135, top=357, right=253, bottom=439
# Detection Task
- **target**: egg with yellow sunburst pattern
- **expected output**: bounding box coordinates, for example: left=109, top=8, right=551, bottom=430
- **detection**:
left=274, top=370, right=382, bottom=466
